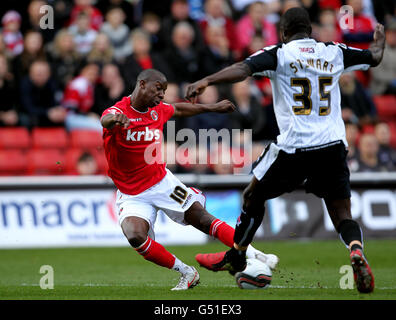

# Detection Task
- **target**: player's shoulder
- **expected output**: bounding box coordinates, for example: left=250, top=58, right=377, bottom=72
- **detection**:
left=154, top=101, right=174, bottom=111
left=250, top=43, right=282, bottom=57
left=323, top=41, right=345, bottom=47
left=104, top=96, right=130, bottom=114
left=310, top=41, right=348, bottom=57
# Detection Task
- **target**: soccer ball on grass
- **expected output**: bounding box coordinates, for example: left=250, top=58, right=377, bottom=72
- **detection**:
left=235, top=258, right=272, bottom=289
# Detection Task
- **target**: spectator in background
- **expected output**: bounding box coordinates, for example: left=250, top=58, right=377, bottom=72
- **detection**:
left=371, top=0, right=395, bottom=25
left=281, top=0, right=301, bottom=14
left=76, top=151, right=98, bottom=175
left=101, top=7, right=132, bottom=62
left=199, top=0, right=239, bottom=54
left=12, top=31, right=47, bottom=84
left=355, top=133, right=394, bottom=172
left=240, top=34, right=265, bottom=60
left=229, top=79, right=266, bottom=141
left=236, top=1, right=278, bottom=52
left=300, top=0, right=320, bottom=24
left=313, top=8, right=342, bottom=42
left=159, top=0, right=205, bottom=52
left=51, top=0, right=74, bottom=31
left=69, top=0, right=103, bottom=31
left=345, top=121, right=360, bottom=172
left=20, top=60, right=66, bottom=128
left=24, top=0, right=56, bottom=44
left=122, top=29, right=173, bottom=91
left=164, top=22, right=202, bottom=84
left=0, top=34, right=12, bottom=60
left=317, top=0, right=342, bottom=11
left=0, top=54, right=19, bottom=127
left=164, top=82, right=181, bottom=105
left=93, top=63, right=127, bottom=115
left=96, top=0, right=137, bottom=30
left=62, top=63, right=102, bottom=131
left=201, top=25, right=234, bottom=76
left=141, top=13, right=163, bottom=53
left=231, top=0, right=281, bottom=21
left=340, top=72, right=377, bottom=126
left=162, top=82, right=187, bottom=138
left=316, top=23, right=339, bottom=42
left=47, top=29, right=81, bottom=90
left=85, top=33, right=114, bottom=67
left=68, top=11, right=98, bottom=56
left=341, top=0, right=376, bottom=50
left=1, top=10, right=24, bottom=58
left=375, top=122, right=396, bottom=168
left=370, top=20, right=396, bottom=95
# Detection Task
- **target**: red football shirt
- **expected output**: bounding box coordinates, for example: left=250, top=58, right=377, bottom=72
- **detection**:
left=101, top=96, right=175, bottom=195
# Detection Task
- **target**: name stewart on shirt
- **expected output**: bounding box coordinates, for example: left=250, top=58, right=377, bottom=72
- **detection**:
left=290, top=58, right=334, bottom=74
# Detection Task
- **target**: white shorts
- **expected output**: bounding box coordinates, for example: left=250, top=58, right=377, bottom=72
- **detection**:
left=116, top=169, right=206, bottom=240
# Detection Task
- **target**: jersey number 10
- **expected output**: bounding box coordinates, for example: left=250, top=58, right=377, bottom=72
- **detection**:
left=291, top=77, right=333, bottom=116
left=169, top=186, right=188, bottom=204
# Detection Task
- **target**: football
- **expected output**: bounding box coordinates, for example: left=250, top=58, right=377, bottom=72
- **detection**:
left=235, top=258, right=272, bottom=289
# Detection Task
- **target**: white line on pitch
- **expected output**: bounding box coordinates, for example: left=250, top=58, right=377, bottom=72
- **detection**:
left=17, top=283, right=396, bottom=290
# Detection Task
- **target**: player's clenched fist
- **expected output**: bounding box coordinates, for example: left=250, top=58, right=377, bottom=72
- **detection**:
left=212, top=100, right=236, bottom=113
left=113, top=113, right=130, bottom=128
left=185, top=79, right=209, bottom=103
left=101, top=113, right=130, bottom=129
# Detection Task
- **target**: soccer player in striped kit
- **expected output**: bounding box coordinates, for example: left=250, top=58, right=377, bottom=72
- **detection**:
left=186, top=7, right=385, bottom=294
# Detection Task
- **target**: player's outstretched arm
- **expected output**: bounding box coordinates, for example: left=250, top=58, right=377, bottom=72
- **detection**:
left=369, top=24, right=386, bottom=67
left=173, top=99, right=236, bottom=117
left=185, top=62, right=252, bottom=103
left=101, top=113, right=130, bottom=129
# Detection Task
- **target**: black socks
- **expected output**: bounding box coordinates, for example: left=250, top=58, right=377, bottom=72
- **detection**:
left=337, top=219, right=363, bottom=251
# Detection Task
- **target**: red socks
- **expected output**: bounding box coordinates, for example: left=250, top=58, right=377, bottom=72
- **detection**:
left=209, top=219, right=235, bottom=248
left=135, top=219, right=235, bottom=269
left=135, top=237, right=175, bottom=269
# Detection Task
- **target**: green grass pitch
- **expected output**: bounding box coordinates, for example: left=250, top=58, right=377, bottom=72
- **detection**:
left=1, top=239, right=395, bottom=300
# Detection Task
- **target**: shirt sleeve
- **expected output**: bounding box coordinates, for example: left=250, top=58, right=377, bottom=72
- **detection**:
left=243, top=45, right=280, bottom=78
left=336, top=42, right=375, bottom=72
left=101, top=105, right=124, bottom=120
left=62, top=86, right=80, bottom=110
left=160, top=102, right=175, bottom=123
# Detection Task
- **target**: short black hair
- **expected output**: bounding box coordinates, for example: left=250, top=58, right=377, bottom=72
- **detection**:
left=280, top=7, right=312, bottom=38
left=78, top=151, right=94, bottom=163
left=137, top=69, right=166, bottom=82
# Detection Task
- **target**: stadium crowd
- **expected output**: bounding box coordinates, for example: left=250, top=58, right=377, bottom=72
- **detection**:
left=0, top=0, right=395, bottom=175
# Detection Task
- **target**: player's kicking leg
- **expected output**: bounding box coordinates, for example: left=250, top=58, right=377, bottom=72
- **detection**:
left=186, top=176, right=281, bottom=275
left=121, top=216, right=199, bottom=291
left=325, top=198, right=374, bottom=293
left=184, top=193, right=279, bottom=272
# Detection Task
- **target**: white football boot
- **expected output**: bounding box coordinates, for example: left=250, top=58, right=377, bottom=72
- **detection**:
left=246, top=246, right=279, bottom=270
left=171, top=266, right=200, bottom=291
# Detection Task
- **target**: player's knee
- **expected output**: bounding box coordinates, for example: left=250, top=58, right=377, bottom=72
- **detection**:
left=127, top=232, right=147, bottom=248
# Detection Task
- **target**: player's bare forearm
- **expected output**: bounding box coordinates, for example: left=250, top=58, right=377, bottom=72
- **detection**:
left=185, top=62, right=252, bottom=102
left=369, top=24, right=385, bottom=67
left=173, top=100, right=236, bottom=117
left=205, top=62, right=252, bottom=85
left=101, top=113, right=130, bottom=129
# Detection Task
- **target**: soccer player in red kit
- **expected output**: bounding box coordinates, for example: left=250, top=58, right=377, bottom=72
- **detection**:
left=101, top=69, right=279, bottom=290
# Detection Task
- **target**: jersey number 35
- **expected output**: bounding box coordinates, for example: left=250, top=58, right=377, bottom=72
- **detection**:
left=291, top=77, right=333, bottom=116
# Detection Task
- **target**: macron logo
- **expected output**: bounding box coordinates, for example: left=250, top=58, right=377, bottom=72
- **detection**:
left=126, top=126, right=161, bottom=142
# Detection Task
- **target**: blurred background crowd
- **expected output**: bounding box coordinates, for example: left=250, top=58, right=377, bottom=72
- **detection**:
left=0, top=0, right=395, bottom=176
